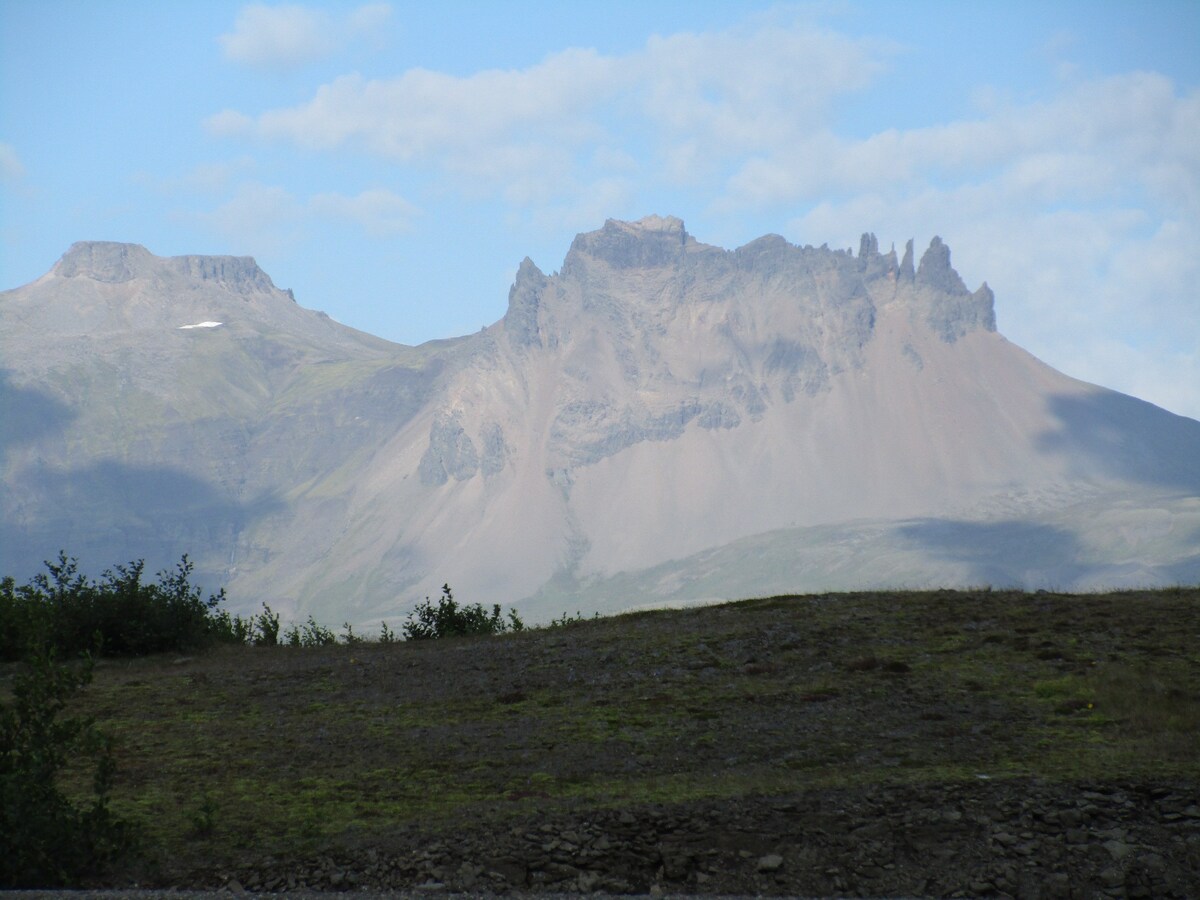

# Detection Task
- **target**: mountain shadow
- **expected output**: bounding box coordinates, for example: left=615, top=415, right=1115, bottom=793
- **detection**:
left=1036, top=392, right=1200, bottom=492
left=897, top=518, right=1088, bottom=588
left=0, top=370, right=76, bottom=461
left=0, top=459, right=282, bottom=586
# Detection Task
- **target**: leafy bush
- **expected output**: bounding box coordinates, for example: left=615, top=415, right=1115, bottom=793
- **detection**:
left=402, top=584, right=524, bottom=640
left=248, top=603, right=281, bottom=647
left=0, top=646, right=137, bottom=887
left=283, top=616, right=337, bottom=647
left=1, top=553, right=239, bottom=661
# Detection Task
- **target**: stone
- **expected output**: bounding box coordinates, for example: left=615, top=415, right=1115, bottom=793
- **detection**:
left=1098, top=866, right=1126, bottom=888
left=757, top=853, right=784, bottom=872
left=577, top=870, right=601, bottom=892
left=1103, top=839, right=1134, bottom=861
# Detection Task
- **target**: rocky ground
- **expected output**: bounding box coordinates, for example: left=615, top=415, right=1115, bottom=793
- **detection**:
left=207, top=779, right=1200, bottom=898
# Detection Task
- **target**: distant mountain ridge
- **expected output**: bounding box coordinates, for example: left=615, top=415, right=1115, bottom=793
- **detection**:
left=3, top=218, right=1198, bottom=624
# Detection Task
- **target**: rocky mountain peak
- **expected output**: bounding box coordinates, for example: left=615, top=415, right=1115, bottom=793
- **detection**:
left=53, top=241, right=158, bottom=283
left=856, top=232, right=898, bottom=280
left=899, top=239, right=916, bottom=281
left=916, top=236, right=968, bottom=294
left=504, top=257, right=549, bottom=349
left=52, top=241, right=279, bottom=295
left=563, top=215, right=690, bottom=272
left=909, top=237, right=996, bottom=341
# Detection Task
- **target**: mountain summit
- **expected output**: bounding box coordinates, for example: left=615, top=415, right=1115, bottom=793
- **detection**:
left=3, top=218, right=1198, bottom=623
left=53, top=240, right=278, bottom=293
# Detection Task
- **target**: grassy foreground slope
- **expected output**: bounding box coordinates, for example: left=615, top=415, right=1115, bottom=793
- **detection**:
left=32, top=588, right=1200, bottom=893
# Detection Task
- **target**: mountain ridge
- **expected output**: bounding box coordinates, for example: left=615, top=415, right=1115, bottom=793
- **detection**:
left=53, top=240, right=280, bottom=294
left=2, top=218, right=1198, bottom=624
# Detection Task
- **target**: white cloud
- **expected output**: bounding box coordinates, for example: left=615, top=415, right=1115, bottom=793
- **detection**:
left=310, top=188, right=419, bottom=236
left=252, top=48, right=622, bottom=159
left=219, top=2, right=392, bottom=69
left=218, top=18, right=883, bottom=204
left=0, top=142, right=25, bottom=181
left=346, top=3, right=391, bottom=37
left=190, top=182, right=420, bottom=248
left=192, top=182, right=304, bottom=251
left=638, top=25, right=886, bottom=152
left=205, top=109, right=255, bottom=137
left=727, top=73, right=1199, bottom=214
left=136, top=157, right=258, bottom=195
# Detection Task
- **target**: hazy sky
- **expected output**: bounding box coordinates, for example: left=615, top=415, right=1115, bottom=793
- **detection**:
left=3, top=1, right=1198, bottom=419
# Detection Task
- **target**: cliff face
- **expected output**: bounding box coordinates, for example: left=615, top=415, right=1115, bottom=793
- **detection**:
left=3, top=220, right=1198, bottom=624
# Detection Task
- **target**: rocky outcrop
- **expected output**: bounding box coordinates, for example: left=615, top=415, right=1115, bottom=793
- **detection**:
left=899, top=238, right=916, bottom=281
left=503, top=257, right=549, bottom=349
left=916, top=235, right=969, bottom=295
left=911, top=237, right=997, bottom=341
left=53, top=241, right=158, bottom=283
left=171, top=253, right=278, bottom=295
left=417, top=413, right=480, bottom=486
left=924, top=280, right=996, bottom=343
left=479, top=421, right=509, bottom=478
left=53, top=241, right=278, bottom=294
left=563, top=215, right=690, bottom=273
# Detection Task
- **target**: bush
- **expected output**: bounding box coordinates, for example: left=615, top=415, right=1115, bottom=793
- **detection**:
left=402, top=584, right=524, bottom=640
left=283, top=616, right=336, bottom=647
left=0, top=646, right=137, bottom=886
left=1, top=553, right=239, bottom=661
left=249, top=603, right=281, bottom=647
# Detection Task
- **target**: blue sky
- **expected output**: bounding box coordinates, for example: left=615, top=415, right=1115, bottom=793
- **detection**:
left=3, top=1, right=1198, bottom=419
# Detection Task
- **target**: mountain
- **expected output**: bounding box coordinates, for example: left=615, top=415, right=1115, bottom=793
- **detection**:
left=3, top=220, right=1198, bottom=624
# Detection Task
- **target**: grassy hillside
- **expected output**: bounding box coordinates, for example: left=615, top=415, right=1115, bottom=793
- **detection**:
left=10, top=587, right=1200, bottom=894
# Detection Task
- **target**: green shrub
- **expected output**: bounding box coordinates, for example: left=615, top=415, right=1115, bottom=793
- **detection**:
left=0, top=646, right=137, bottom=887
left=402, top=584, right=524, bottom=640
left=283, top=616, right=336, bottom=647
left=1, top=553, right=238, bottom=661
left=249, top=603, right=281, bottom=647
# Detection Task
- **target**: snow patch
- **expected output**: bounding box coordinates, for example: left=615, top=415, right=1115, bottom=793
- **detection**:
left=178, top=321, right=223, bottom=330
